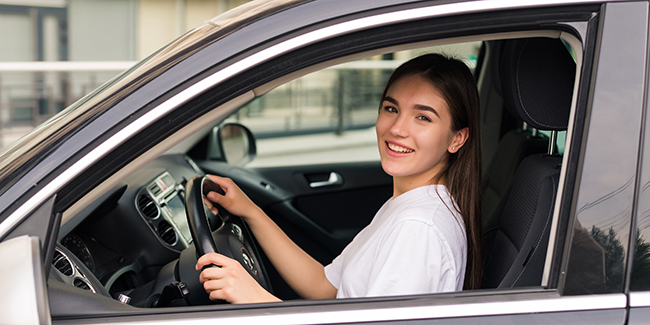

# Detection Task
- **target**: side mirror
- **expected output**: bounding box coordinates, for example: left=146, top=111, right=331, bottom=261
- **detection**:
left=0, top=236, right=51, bottom=325
left=207, top=123, right=256, bottom=165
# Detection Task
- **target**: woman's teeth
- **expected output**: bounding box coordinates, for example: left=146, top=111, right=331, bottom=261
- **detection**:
left=387, top=142, right=414, bottom=153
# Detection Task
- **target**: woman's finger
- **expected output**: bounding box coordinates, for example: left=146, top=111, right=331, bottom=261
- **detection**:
left=206, top=175, right=235, bottom=194
left=202, top=197, right=219, bottom=215
left=207, top=287, right=232, bottom=302
left=196, top=252, right=233, bottom=270
left=205, top=187, right=232, bottom=210
left=206, top=190, right=223, bottom=202
left=206, top=174, right=230, bottom=185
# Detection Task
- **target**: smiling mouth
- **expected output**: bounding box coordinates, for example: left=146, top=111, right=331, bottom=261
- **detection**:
left=387, top=142, right=414, bottom=154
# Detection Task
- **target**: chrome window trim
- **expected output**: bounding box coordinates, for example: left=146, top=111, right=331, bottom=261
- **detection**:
left=98, top=293, right=626, bottom=324
left=630, top=291, right=650, bottom=307
left=253, top=30, right=564, bottom=97
left=0, top=0, right=604, bottom=238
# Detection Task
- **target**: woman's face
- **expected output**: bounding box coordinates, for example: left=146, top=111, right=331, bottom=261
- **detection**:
left=376, top=74, right=467, bottom=193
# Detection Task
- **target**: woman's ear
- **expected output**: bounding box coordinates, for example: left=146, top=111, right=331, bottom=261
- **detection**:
left=448, top=127, right=469, bottom=154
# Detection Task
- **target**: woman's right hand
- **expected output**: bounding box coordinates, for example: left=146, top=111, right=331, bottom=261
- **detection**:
left=197, top=252, right=280, bottom=304
left=203, top=175, right=263, bottom=223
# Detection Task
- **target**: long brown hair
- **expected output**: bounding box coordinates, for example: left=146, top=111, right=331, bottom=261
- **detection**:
left=380, top=53, right=482, bottom=290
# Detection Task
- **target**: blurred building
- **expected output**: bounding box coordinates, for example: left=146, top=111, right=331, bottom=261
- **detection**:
left=0, top=0, right=249, bottom=147
left=0, top=0, right=480, bottom=159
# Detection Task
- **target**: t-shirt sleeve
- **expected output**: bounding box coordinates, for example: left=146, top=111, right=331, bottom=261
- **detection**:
left=365, top=219, right=458, bottom=297
left=324, top=245, right=347, bottom=290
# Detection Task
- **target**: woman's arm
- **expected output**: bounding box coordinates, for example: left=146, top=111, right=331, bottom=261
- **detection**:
left=197, top=175, right=337, bottom=301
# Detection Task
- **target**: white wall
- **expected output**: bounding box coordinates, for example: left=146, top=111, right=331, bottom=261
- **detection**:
left=0, top=12, right=34, bottom=61
left=68, top=0, right=137, bottom=61
left=137, top=0, right=248, bottom=60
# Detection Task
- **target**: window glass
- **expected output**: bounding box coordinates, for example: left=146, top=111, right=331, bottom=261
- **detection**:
left=631, top=92, right=650, bottom=292
left=564, top=3, right=646, bottom=295
left=225, top=42, right=481, bottom=168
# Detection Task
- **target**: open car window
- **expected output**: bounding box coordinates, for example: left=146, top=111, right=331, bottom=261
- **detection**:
left=224, top=42, right=482, bottom=168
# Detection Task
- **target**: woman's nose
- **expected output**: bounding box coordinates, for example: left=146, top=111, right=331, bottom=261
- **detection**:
left=389, top=115, right=409, bottom=137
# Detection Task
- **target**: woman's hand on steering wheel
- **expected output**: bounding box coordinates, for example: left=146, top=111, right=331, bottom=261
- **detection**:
left=204, top=175, right=262, bottom=222
left=196, top=253, right=280, bottom=304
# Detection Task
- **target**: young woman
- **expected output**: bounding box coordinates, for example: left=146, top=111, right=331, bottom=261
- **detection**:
left=196, top=53, right=482, bottom=303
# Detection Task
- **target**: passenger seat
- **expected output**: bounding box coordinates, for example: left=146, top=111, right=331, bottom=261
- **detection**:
left=482, top=37, right=575, bottom=288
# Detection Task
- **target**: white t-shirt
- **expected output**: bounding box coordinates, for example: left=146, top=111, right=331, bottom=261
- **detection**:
left=324, top=185, right=467, bottom=298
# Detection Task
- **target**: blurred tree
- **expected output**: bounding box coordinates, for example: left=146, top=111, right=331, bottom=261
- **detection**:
left=591, top=226, right=625, bottom=292
left=631, top=231, right=650, bottom=290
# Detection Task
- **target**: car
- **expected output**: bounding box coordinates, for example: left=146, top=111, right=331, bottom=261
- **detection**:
left=0, top=0, right=648, bottom=323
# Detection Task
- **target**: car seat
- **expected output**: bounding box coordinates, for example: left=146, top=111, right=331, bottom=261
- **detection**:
left=482, top=124, right=549, bottom=227
left=482, top=37, right=576, bottom=288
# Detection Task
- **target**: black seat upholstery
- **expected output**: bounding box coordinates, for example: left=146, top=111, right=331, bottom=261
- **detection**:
left=482, top=37, right=576, bottom=288
left=482, top=128, right=548, bottom=225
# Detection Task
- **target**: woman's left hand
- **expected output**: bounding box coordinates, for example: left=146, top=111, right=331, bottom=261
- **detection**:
left=196, top=252, right=281, bottom=304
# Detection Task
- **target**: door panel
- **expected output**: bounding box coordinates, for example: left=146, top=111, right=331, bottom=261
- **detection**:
left=259, top=161, right=392, bottom=253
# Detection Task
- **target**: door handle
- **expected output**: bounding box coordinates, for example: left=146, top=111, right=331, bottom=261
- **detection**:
left=309, top=172, right=343, bottom=188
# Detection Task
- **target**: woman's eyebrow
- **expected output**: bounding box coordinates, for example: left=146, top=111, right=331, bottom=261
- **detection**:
left=383, top=96, right=399, bottom=105
left=414, top=104, right=440, bottom=118
left=383, top=96, right=440, bottom=118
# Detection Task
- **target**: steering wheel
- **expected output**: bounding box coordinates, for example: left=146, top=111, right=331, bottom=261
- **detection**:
left=181, top=175, right=271, bottom=304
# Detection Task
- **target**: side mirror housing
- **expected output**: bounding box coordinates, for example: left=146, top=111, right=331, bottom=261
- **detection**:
left=207, top=123, right=256, bottom=165
left=0, top=236, right=51, bottom=325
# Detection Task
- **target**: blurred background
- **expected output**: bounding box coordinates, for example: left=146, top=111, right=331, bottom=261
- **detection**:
left=0, top=0, right=251, bottom=147
left=0, top=0, right=480, bottom=167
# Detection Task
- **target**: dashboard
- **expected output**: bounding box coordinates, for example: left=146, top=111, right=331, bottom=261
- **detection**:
left=49, top=154, right=208, bottom=300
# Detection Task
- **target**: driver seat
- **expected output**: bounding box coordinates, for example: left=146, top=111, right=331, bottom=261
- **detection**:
left=482, top=37, right=576, bottom=288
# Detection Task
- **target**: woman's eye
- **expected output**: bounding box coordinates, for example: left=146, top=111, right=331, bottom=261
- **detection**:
left=383, top=106, right=397, bottom=113
left=417, top=115, right=432, bottom=122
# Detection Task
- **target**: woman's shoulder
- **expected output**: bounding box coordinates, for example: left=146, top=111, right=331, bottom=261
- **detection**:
left=389, top=185, right=464, bottom=234
left=393, top=204, right=459, bottom=229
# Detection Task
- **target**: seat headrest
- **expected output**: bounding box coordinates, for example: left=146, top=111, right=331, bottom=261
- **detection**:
left=500, top=38, right=576, bottom=131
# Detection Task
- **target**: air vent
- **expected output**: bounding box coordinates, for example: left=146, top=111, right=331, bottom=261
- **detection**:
left=148, top=183, right=162, bottom=196
left=52, top=249, right=73, bottom=276
left=157, top=220, right=177, bottom=245
left=73, top=278, right=92, bottom=291
left=137, top=194, right=159, bottom=219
